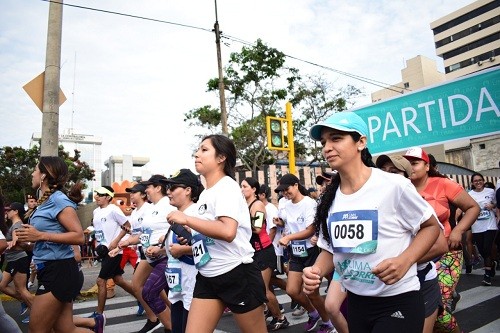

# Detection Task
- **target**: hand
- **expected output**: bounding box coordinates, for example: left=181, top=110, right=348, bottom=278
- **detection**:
left=310, top=235, right=318, bottom=246
left=279, top=235, right=289, bottom=247
left=372, top=257, right=412, bottom=285
left=118, top=240, right=129, bottom=248
left=167, top=211, right=188, bottom=225
left=109, top=240, right=119, bottom=251
left=16, top=224, right=43, bottom=243
left=447, top=228, right=462, bottom=250
left=108, top=247, right=120, bottom=257
left=145, top=246, right=163, bottom=258
left=302, top=266, right=322, bottom=294
left=169, top=244, right=185, bottom=258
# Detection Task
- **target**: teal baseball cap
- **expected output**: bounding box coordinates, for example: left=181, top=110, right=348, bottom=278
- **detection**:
left=309, top=111, right=368, bottom=141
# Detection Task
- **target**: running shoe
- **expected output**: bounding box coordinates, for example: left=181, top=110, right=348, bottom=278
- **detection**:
left=137, top=302, right=145, bottom=316
left=20, top=302, right=28, bottom=316
left=482, top=274, right=492, bottom=286
left=490, top=261, right=497, bottom=277
left=268, top=317, right=290, bottom=331
left=279, top=303, right=284, bottom=314
left=304, top=313, right=321, bottom=331
left=137, top=318, right=161, bottom=333
left=22, top=316, right=30, bottom=324
left=292, top=306, right=306, bottom=317
left=318, top=323, right=338, bottom=333
left=94, top=313, right=106, bottom=333
left=87, top=311, right=99, bottom=318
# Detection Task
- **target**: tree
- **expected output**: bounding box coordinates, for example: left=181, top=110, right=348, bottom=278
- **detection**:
left=184, top=39, right=363, bottom=171
left=0, top=145, right=95, bottom=204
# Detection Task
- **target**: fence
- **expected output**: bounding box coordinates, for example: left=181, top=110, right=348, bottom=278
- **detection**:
left=235, top=165, right=499, bottom=205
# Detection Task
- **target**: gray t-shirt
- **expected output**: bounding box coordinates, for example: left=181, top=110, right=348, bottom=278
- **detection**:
left=4, top=222, right=27, bottom=262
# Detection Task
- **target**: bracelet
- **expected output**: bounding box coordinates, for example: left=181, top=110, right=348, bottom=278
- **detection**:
left=120, top=225, right=131, bottom=234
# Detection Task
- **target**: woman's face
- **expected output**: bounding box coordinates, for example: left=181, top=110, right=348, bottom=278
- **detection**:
left=320, top=128, right=364, bottom=171
left=31, top=164, right=43, bottom=189
left=240, top=180, right=254, bottom=200
left=380, top=161, right=405, bottom=177
left=282, top=184, right=299, bottom=201
left=129, top=191, right=144, bottom=205
left=167, top=184, right=189, bottom=209
left=408, top=159, right=429, bottom=181
left=145, top=184, right=162, bottom=204
left=471, top=176, right=484, bottom=191
left=194, top=138, right=220, bottom=176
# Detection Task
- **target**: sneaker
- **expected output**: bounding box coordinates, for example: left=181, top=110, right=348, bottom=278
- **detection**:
left=292, top=306, right=306, bottom=317
left=264, top=308, right=272, bottom=319
left=27, top=281, right=34, bottom=289
left=94, top=313, right=106, bottom=333
left=136, top=302, right=145, bottom=316
left=290, top=301, right=298, bottom=310
left=450, top=292, right=461, bottom=312
left=87, top=311, right=99, bottom=318
left=20, top=302, right=28, bottom=316
left=304, top=313, right=321, bottom=331
left=490, top=261, right=497, bottom=277
left=279, top=303, right=284, bottom=314
left=21, top=316, right=30, bottom=324
left=318, top=323, right=338, bottom=333
left=268, top=317, right=290, bottom=331
left=482, top=274, right=492, bottom=286
left=138, top=318, right=162, bottom=333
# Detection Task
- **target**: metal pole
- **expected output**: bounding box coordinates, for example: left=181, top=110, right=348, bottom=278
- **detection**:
left=286, top=102, right=296, bottom=175
left=40, top=0, right=63, bottom=156
left=214, top=0, right=228, bottom=135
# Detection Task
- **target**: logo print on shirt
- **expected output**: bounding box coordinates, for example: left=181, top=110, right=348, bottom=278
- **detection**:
left=198, top=204, right=207, bottom=215
left=153, top=211, right=158, bottom=215
left=101, top=218, right=106, bottom=222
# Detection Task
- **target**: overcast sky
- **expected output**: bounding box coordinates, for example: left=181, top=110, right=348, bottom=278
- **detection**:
left=0, top=0, right=475, bottom=176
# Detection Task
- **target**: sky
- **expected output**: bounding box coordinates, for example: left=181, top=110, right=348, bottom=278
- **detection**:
left=0, top=0, right=476, bottom=177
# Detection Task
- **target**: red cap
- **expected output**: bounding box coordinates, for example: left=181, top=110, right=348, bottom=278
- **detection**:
left=403, top=147, right=429, bottom=164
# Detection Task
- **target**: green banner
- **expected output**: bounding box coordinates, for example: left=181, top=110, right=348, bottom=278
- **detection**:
left=353, top=67, right=500, bottom=154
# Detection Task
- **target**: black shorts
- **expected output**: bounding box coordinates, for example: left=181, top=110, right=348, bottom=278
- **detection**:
left=348, top=290, right=424, bottom=333
left=288, top=246, right=319, bottom=272
left=36, top=258, right=81, bottom=303
left=253, top=246, right=277, bottom=271
left=5, top=256, right=30, bottom=275
left=193, top=262, right=267, bottom=314
left=420, top=277, right=441, bottom=317
left=98, top=254, right=124, bottom=279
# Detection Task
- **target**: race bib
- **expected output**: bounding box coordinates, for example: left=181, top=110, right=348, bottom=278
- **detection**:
left=291, top=240, right=308, bottom=257
left=192, top=233, right=211, bottom=269
left=328, top=210, right=378, bottom=254
left=94, top=230, right=105, bottom=243
left=165, top=260, right=182, bottom=292
left=478, top=209, right=490, bottom=220
left=139, top=228, right=152, bottom=247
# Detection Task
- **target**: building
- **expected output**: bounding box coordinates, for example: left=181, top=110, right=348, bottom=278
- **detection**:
left=30, top=129, right=103, bottom=200
left=430, top=0, right=499, bottom=80
left=371, top=55, right=445, bottom=103
left=102, top=155, right=151, bottom=185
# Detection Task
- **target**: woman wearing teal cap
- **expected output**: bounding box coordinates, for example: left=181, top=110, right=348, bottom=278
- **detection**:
left=303, top=112, right=441, bottom=333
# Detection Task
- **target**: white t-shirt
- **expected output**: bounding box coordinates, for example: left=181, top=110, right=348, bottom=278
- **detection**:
left=194, top=176, right=254, bottom=277
left=166, top=203, right=201, bottom=310
left=140, top=196, right=176, bottom=247
left=265, top=202, right=283, bottom=256
left=130, top=202, right=153, bottom=234
left=278, top=195, right=317, bottom=249
left=318, top=168, right=434, bottom=297
left=0, top=230, right=5, bottom=240
left=469, top=188, right=497, bottom=233
left=93, top=204, right=129, bottom=252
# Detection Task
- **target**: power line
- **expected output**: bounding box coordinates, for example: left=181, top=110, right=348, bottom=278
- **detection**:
left=41, top=0, right=411, bottom=94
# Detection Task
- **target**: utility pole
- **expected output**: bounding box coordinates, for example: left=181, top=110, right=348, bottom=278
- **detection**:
left=213, top=0, right=228, bottom=135
left=40, top=0, right=63, bottom=156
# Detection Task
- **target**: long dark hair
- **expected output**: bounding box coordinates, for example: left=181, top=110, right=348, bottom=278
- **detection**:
left=202, top=134, right=237, bottom=179
left=37, top=156, right=84, bottom=205
left=314, top=132, right=375, bottom=244
left=243, top=177, right=260, bottom=199
left=0, top=196, right=8, bottom=236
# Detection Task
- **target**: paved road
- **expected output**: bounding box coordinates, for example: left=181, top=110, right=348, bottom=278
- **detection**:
left=3, top=262, right=500, bottom=333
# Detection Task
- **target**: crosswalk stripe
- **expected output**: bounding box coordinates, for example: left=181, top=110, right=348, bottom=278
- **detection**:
left=454, top=286, right=500, bottom=313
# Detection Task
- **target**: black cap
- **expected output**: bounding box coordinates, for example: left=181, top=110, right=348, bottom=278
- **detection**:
left=274, top=174, right=300, bottom=193
left=160, top=169, right=202, bottom=189
left=125, top=183, right=147, bottom=193
left=7, top=202, right=26, bottom=217
left=259, top=184, right=270, bottom=197
left=307, top=187, right=317, bottom=193
left=316, top=171, right=334, bottom=185
left=141, top=174, right=168, bottom=186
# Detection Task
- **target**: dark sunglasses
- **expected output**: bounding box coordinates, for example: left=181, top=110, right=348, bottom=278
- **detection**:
left=168, top=184, right=188, bottom=191
left=95, top=193, right=108, bottom=197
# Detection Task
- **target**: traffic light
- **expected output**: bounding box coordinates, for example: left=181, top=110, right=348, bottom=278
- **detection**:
left=266, top=116, right=287, bottom=150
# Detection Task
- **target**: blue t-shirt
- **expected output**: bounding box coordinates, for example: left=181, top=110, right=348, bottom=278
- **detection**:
left=30, top=191, right=76, bottom=263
